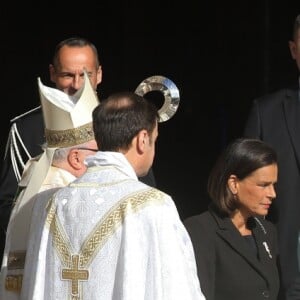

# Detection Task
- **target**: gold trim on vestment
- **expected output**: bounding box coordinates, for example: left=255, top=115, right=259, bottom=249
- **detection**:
left=7, top=250, right=26, bottom=270
left=5, top=275, right=23, bottom=292
left=46, top=187, right=165, bottom=299
left=45, top=122, right=94, bottom=148
left=5, top=251, right=26, bottom=292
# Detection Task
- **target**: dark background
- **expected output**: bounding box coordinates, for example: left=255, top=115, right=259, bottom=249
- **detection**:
left=1, top=2, right=300, bottom=220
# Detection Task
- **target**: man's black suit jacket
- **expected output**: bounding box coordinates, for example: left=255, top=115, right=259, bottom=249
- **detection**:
left=0, top=108, right=156, bottom=261
left=244, top=88, right=300, bottom=297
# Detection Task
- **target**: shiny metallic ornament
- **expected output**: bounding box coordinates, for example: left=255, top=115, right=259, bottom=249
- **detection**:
left=135, top=75, right=180, bottom=122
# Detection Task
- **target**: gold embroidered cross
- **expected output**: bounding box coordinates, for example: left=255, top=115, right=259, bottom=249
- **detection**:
left=62, top=255, right=89, bottom=296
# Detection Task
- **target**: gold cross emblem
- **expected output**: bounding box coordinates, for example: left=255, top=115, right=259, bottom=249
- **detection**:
left=49, top=187, right=162, bottom=298
left=62, top=255, right=89, bottom=296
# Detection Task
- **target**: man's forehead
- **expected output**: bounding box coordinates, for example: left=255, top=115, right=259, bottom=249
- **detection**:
left=56, top=69, right=95, bottom=76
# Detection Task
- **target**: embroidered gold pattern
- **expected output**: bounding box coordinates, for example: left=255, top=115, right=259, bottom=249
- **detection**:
left=5, top=275, right=22, bottom=292
left=7, top=251, right=26, bottom=270
left=51, top=215, right=73, bottom=266
left=62, top=255, right=89, bottom=297
left=45, top=196, right=57, bottom=228
left=45, top=122, right=94, bottom=148
left=47, top=187, right=164, bottom=299
left=80, top=188, right=165, bottom=267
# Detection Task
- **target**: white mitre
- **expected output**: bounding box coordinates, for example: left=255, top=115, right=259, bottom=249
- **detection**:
left=39, top=71, right=99, bottom=148
left=19, top=70, right=99, bottom=190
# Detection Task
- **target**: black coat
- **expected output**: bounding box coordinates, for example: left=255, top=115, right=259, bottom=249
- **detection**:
left=184, top=208, right=280, bottom=300
left=244, top=88, right=300, bottom=297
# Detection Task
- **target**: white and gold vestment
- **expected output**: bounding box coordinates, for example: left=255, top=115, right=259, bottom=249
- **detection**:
left=21, top=152, right=205, bottom=300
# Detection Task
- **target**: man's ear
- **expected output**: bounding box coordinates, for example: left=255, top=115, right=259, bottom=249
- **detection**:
left=49, top=64, right=56, bottom=84
left=96, top=66, right=102, bottom=85
left=67, top=149, right=82, bottom=170
left=289, top=40, right=298, bottom=60
left=136, top=130, right=148, bottom=154
left=227, top=174, right=238, bottom=194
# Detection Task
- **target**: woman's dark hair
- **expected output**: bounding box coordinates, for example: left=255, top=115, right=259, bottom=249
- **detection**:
left=207, top=138, right=277, bottom=215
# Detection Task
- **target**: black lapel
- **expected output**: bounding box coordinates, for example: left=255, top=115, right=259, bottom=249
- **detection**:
left=252, top=218, right=275, bottom=277
left=284, top=89, right=300, bottom=168
left=213, top=213, right=273, bottom=283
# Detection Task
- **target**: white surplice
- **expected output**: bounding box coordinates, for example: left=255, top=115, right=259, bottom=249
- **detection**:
left=0, top=157, right=76, bottom=300
left=21, top=152, right=206, bottom=300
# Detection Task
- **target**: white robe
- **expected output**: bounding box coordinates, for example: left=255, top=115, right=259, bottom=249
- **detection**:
left=21, top=152, right=206, bottom=300
left=0, top=160, right=75, bottom=300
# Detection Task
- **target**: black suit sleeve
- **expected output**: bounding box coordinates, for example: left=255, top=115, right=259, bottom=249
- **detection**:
left=0, top=160, right=17, bottom=262
left=286, top=277, right=300, bottom=300
left=0, top=109, right=44, bottom=262
left=184, top=214, right=214, bottom=300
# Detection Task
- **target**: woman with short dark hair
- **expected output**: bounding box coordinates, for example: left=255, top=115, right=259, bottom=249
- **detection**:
left=184, top=138, right=281, bottom=300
